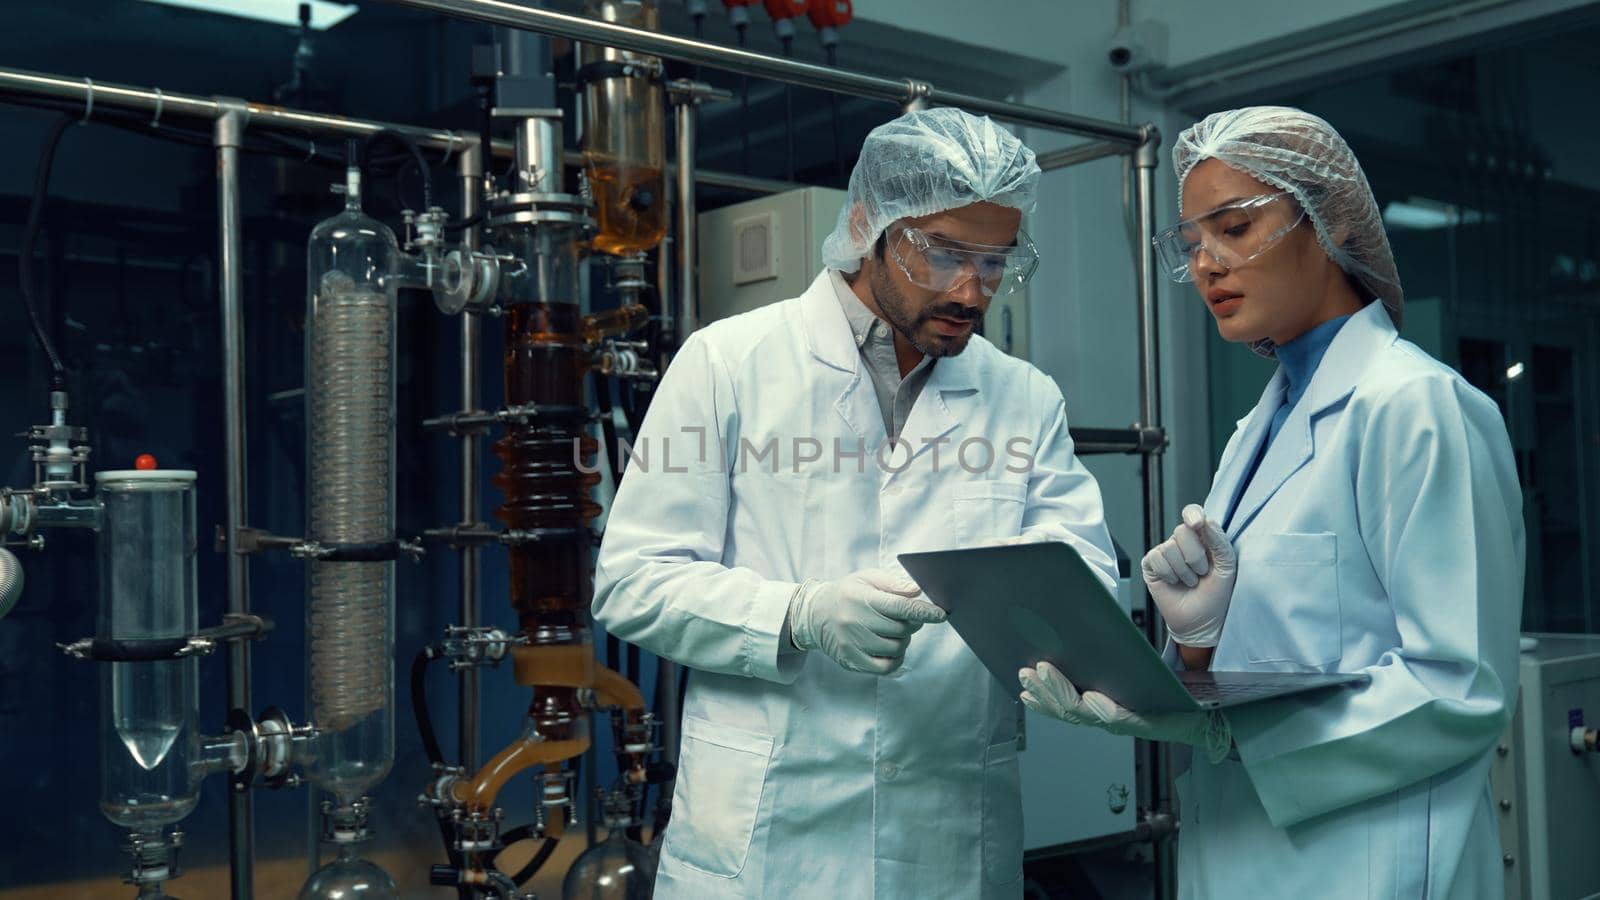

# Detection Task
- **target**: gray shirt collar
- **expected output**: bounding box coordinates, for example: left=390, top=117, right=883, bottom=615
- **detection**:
left=827, top=269, right=934, bottom=439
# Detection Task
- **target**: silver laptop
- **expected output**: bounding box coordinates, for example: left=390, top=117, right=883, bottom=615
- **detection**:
left=898, top=542, right=1367, bottom=713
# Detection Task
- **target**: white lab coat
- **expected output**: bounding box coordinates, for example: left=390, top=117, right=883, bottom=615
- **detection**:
left=1173, top=300, right=1525, bottom=899
left=594, top=271, right=1117, bottom=899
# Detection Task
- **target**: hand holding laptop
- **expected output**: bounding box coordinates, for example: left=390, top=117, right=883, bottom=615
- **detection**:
left=1020, top=661, right=1233, bottom=763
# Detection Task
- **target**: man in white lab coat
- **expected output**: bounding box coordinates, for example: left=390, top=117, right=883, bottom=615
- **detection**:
left=593, top=108, right=1118, bottom=898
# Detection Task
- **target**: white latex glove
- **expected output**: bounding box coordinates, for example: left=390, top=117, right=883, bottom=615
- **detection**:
left=1019, top=662, right=1231, bottom=763
left=788, top=567, right=948, bottom=675
left=1141, top=503, right=1237, bottom=647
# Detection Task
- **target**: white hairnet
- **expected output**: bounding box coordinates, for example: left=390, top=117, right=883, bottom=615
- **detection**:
left=1173, top=106, right=1403, bottom=330
left=822, top=107, right=1040, bottom=273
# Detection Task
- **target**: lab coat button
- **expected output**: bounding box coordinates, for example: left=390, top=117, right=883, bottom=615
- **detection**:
left=879, top=763, right=899, bottom=780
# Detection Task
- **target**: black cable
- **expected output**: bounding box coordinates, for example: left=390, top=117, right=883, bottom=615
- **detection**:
left=19, top=115, right=74, bottom=391
left=509, top=835, right=560, bottom=885
left=444, top=211, right=486, bottom=233
left=362, top=128, right=433, bottom=212
left=627, top=642, right=641, bottom=688
left=412, top=645, right=471, bottom=900
left=411, top=646, right=445, bottom=765
left=478, top=80, right=495, bottom=198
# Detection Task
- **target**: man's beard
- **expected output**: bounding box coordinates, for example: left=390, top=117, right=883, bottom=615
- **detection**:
left=867, top=263, right=981, bottom=358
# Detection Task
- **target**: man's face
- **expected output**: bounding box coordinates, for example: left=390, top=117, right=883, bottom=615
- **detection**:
left=860, top=201, right=1024, bottom=359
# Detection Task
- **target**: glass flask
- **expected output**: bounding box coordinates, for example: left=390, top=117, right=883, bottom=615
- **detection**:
left=580, top=0, right=668, bottom=256
left=298, top=844, right=398, bottom=900
left=97, top=470, right=200, bottom=830
left=303, top=158, right=397, bottom=804
left=562, top=827, right=656, bottom=900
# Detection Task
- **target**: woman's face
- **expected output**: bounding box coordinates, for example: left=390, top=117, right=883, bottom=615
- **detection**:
left=1179, top=158, right=1340, bottom=346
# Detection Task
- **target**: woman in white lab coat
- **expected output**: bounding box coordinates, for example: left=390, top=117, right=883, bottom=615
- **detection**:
left=1019, top=106, right=1526, bottom=898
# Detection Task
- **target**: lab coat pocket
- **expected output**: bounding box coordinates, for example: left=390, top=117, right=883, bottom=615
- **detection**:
left=981, top=739, right=1024, bottom=885
left=666, top=715, right=775, bottom=878
left=953, top=480, right=1027, bottom=543
left=1234, top=531, right=1342, bottom=668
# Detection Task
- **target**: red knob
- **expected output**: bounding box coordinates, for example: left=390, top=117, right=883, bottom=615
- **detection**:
left=135, top=454, right=158, bottom=471
left=808, top=0, right=851, bottom=28
left=763, top=0, right=807, bottom=21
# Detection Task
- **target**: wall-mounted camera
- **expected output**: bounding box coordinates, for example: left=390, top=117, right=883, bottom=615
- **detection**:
left=1107, top=21, right=1169, bottom=74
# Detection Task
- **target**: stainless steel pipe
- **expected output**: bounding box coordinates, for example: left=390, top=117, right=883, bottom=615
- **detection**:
left=215, top=107, right=255, bottom=900
left=674, top=95, right=699, bottom=344
left=457, top=150, right=484, bottom=771
left=1131, top=130, right=1174, bottom=900
left=380, top=0, right=1144, bottom=144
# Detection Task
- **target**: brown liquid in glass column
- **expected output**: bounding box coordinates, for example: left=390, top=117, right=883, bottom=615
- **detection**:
left=494, top=301, right=601, bottom=742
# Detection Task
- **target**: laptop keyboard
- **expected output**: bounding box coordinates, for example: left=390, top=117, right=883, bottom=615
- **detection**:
left=1183, top=678, right=1304, bottom=703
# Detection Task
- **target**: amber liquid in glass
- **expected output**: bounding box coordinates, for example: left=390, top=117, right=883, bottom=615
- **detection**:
left=588, top=164, right=667, bottom=256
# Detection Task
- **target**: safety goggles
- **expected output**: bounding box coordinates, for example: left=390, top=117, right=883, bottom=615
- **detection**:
left=887, top=224, right=1039, bottom=297
left=1152, top=191, right=1306, bottom=283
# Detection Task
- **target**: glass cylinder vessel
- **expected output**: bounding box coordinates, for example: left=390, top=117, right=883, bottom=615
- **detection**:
left=580, top=0, right=667, bottom=256
left=303, top=164, right=397, bottom=804
left=97, top=470, right=200, bottom=830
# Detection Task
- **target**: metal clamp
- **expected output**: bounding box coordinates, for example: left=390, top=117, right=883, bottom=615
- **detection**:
left=420, top=525, right=598, bottom=548
left=228, top=705, right=312, bottom=793
left=321, top=797, right=377, bottom=845
left=59, top=628, right=270, bottom=661
left=576, top=58, right=664, bottom=87
left=421, top=403, right=593, bottom=435
left=122, top=827, right=182, bottom=888
left=418, top=763, right=468, bottom=811
left=595, top=339, right=659, bottom=381
left=536, top=770, right=578, bottom=834
left=403, top=206, right=450, bottom=255
left=433, top=246, right=504, bottom=316
left=439, top=626, right=526, bottom=672
left=666, top=78, right=735, bottom=105
left=231, top=528, right=418, bottom=562
left=902, top=78, right=932, bottom=112
left=453, top=808, right=504, bottom=854
left=58, top=635, right=217, bottom=662
left=1134, top=424, right=1169, bottom=454
left=2, top=534, right=44, bottom=552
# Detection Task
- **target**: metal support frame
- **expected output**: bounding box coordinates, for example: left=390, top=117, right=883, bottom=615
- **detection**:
left=669, top=80, right=713, bottom=346
left=1131, top=126, right=1173, bottom=900
left=381, top=0, right=1145, bottom=145
left=0, top=65, right=794, bottom=195
left=457, top=150, right=484, bottom=775
left=215, top=105, right=255, bottom=900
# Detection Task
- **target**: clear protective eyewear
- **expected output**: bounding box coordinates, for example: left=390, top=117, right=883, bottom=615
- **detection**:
left=887, top=224, right=1039, bottom=297
left=1152, top=191, right=1307, bottom=283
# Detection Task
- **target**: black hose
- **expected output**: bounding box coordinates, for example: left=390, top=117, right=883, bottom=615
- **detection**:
left=509, top=835, right=560, bottom=886
left=362, top=128, right=433, bottom=211
left=411, top=646, right=445, bottom=766
left=413, top=645, right=471, bottom=899
left=444, top=211, right=486, bottom=233
left=20, top=115, right=74, bottom=391
left=595, top=376, right=625, bottom=676
left=478, top=81, right=495, bottom=197
left=593, top=374, right=625, bottom=485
